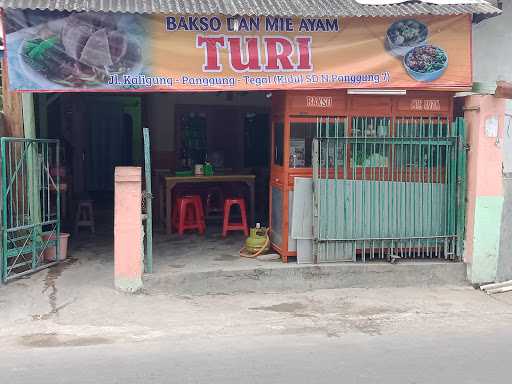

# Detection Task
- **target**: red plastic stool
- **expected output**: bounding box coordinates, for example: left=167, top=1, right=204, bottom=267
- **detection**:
left=222, top=198, right=249, bottom=237
left=172, top=195, right=205, bottom=233
left=174, top=195, right=205, bottom=236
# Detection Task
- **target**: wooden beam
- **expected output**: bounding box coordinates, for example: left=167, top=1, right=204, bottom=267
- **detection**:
left=1, top=57, right=23, bottom=137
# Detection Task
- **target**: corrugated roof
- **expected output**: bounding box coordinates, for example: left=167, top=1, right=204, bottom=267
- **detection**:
left=0, top=0, right=500, bottom=16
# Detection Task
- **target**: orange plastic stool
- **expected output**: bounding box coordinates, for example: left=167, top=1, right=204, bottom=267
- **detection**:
left=222, top=198, right=249, bottom=237
left=175, top=195, right=205, bottom=236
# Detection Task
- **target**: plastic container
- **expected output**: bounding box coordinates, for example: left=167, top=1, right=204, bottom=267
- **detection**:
left=203, top=162, right=214, bottom=176
left=194, top=164, right=204, bottom=176
left=175, top=170, right=193, bottom=177
left=42, top=232, right=70, bottom=262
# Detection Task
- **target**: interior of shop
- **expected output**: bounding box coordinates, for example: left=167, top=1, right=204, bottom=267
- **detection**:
left=34, top=91, right=273, bottom=264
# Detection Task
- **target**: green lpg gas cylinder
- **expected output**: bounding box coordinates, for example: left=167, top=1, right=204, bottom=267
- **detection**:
left=245, top=226, right=270, bottom=254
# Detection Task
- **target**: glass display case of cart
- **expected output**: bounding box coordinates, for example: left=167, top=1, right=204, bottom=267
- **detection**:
left=270, top=91, right=348, bottom=262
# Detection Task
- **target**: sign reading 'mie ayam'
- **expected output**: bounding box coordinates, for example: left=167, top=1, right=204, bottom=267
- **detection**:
left=4, top=10, right=471, bottom=92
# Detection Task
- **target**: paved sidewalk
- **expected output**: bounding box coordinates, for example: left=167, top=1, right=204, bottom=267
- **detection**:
left=1, top=251, right=511, bottom=351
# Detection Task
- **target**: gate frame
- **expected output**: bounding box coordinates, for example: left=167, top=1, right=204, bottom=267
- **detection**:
left=312, top=116, right=467, bottom=263
left=1, top=137, right=61, bottom=283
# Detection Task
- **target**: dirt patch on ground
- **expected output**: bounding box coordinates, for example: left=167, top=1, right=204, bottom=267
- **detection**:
left=168, top=264, right=186, bottom=269
left=19, top=333, right=113, bottom=348
left=249, top=302, right=307, bottom=313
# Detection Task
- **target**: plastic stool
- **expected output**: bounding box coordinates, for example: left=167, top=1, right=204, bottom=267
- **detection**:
left=75, top=199, right=95, bottom=234
left=175, top=195, right=205, bottom=236
left=222, top=198, right=249, bottom=237
left=172, top=195, right=205, bottom=233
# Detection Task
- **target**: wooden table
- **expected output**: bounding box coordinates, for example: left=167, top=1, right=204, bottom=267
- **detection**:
left=160, top=174, right=256, bottom=235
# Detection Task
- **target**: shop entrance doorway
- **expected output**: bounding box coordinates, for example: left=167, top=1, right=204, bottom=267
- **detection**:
left=86, top=97, right=142, bottom=194
left=31, top=91, right=272, bottom=272
left=174, top=104, right=270, bottom=226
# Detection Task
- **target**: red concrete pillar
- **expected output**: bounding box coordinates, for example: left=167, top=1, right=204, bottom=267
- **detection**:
left=114, top=167, right=143, bottom=292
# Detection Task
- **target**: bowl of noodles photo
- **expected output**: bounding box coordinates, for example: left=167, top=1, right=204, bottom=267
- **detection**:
left=386, top=19, right=428, bottom=57
left=403, top=45, right=448, bottom=82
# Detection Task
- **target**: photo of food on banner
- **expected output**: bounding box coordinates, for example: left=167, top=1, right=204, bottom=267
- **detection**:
left=386, top=19, right=448, bottom=82
left=4, top=10, right=146, bottom=89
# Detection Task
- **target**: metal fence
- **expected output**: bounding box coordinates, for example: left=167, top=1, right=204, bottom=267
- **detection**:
left=312, top=116, right=467, bottom=263
left=1, top=138, right=61, bottom=282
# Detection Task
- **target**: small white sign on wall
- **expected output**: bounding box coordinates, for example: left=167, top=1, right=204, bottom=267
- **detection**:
left=485, top=116, right=499, bottom=138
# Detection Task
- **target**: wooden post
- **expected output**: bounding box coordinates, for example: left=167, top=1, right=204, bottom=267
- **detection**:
left=1, top=59, right=23, bottom=138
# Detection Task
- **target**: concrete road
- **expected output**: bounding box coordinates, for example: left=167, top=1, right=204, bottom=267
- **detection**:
left=2, top=277, right=512, bottom=383
left=2, top=258, right=512, bottom=384
left=1, top=328, right=511, bottom=384
left=2, top=237, right=512, bottom=383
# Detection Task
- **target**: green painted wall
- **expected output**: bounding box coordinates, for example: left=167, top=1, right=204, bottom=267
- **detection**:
left=470, top=196, right=504, bottom=283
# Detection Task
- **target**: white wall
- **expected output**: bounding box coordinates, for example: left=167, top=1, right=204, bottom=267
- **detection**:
left=473, top=1, right=512, bottom=84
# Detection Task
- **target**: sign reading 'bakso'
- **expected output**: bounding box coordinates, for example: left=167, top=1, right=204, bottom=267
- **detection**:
left=3, top=11, right=472, bottom=92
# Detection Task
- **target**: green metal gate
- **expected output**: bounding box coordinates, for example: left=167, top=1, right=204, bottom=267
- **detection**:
left=312, top=117, right=467, bottom=263
left=1, top=138, right=61, bottom=282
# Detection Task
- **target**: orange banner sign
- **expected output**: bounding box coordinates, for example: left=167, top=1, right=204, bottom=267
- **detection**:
left=4, top=11, right=472, bottom=92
